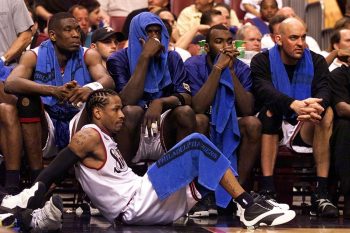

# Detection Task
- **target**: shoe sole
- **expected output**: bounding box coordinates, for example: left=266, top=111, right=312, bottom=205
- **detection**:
left=187, top=211, right=210, bottom=218
left=208, top=209, right=218, bottom=216
left=241, top=210, right=296, bottom=229
left=0, top=213, right=15, bottom=228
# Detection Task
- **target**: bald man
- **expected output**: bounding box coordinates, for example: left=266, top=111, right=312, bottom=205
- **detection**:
left=251, top=18, right=338, bottom=217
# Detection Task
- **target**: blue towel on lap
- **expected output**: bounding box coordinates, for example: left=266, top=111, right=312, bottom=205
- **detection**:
left=33, top=40, right=92, bottom=106
left=148, top=133, right=238, bottom=208
left=209, top=66, right=240, bottom=205
left=269, top=44, right=313, bottom=100
left=210, top=66, right=240, bottom=171
left=127, top=12, right=171, bottom=93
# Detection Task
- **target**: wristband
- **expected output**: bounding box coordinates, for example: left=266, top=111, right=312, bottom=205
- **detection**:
left=0, top=56, right=6, bottom=63
left=172, top=93, right=185, bottom=106
left=213, top=65, right=222, bottom=71
left=83, top=82, right=103, bottom=91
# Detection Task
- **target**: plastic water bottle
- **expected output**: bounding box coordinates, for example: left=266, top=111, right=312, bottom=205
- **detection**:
left=198, top=40, right=206, bottom=55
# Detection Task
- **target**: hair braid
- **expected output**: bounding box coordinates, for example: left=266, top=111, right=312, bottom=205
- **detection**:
left=86, top=89, right=119, bottom=121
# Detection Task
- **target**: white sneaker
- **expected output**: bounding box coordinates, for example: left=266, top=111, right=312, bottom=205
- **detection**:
left=30, top=195, right=63, bottom=231
left=240, top=194, right=295, bottom=229
left=1, top=182, right=46, bottom=209
left=0, top=213, right=15, bottom=228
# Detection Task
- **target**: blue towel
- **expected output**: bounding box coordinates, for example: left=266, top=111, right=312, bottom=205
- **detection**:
left=147, top=133, right=238, bottom=208
left=209, top=66, right=240, bottom=205
left=269, top=44, right=314, bottom=100
left=210, top=66, right=240, bottom=171
left=33, top=40, right=92, bottom=106
left=0, top=60, right=13, bottom=81
left=127, top=12, right=171, bottom=93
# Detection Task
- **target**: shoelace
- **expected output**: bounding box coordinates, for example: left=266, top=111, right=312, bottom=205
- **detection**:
left=316, top=198, right=336, bottom=210
left=31, top=208, right=47, bottom=227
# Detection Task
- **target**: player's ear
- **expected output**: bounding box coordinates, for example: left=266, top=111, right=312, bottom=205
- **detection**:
left=93, top=108, right=102, bottom=120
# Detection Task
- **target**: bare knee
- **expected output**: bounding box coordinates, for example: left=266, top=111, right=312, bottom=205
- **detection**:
left=122, top=105, right=144, bottom=127
left=239, top=116, right=262, bottom=140
left=0, top=103, right=18, bottom=126
left=172, top=105, right=196, bottom=129
left=195, top=114, right=209, bottom=135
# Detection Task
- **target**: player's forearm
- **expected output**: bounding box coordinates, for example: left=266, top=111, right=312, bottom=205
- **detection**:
left=5, top=78, right=56, bottom=96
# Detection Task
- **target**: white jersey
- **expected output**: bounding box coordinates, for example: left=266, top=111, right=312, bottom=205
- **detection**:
left=74, top=124, right=141, bottom=222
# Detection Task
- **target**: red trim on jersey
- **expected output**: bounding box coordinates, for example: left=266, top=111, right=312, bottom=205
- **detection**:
left=189, top=181, right=202, bottom=202
left=81, top=127, right=108, bottom=171
left=19, top=117, right=41, bottom=123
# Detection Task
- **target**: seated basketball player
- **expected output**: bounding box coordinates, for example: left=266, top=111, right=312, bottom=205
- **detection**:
left=1, top=89, right=295, bottom=229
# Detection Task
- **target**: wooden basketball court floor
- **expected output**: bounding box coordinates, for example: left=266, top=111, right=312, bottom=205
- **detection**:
left=59, top=213, right=350, bottom=233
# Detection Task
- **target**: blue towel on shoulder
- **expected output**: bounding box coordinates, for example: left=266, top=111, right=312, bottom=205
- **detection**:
left=33, top=40, right=92, bottom=106
left=250, top=17, right=269, bottom=35
left=148, top=133, right=238, bottom=208
left=127, top=12, right=171, bottom=93
left=269, top=44, right=314, bottom=100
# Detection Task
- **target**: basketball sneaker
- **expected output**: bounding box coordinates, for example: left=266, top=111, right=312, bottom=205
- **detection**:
left=1, top=182, right=46, bottom=210
left=0, top=213, right=15, bottom=228
left=258, top=190, right=290, bottom=210
left=30, top=195, right=63, bottom=231
left=310, top=192, right=339, bottom=217
left=239, top=193, right=296, bottom=229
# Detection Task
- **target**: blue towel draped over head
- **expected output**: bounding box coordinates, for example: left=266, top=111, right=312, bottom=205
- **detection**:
left=209, top=64, right=240, bottom=204
left=33, top=40, right=92, bottom=149
left=33, top=40, right=92, bottom=106
left=127, top=12, right=171, bottom=93
left=269, top=44, right=314, bottom=100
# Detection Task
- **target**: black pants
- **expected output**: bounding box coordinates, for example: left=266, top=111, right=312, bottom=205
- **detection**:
left=331, top=118, right=350, bottom=195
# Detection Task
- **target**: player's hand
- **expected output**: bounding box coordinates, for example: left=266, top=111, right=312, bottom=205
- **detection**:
left=67, top=86, right=92, bottom=107
left=215, top=46, right=239, bottom=70
left=140, top=37, right=164, bottom=58
left=143, top=99, right=162, bottom=137
left=52, top=81, right=77, bottom=102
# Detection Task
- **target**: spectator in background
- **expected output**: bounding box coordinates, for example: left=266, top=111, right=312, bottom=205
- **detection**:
left=83, top=0, right=104, bottom=31
left=236, top=24, right=262, bottom=65
left=214, top=2, right=241, bottom=29
left=34, top=0, right=83, bottom=32
left=244, top=0, right=278, bottom=36
left=1, top=0, right=33, bottom=65
left=176, top=0, right=214, bottom=37
left=322, top=29, right=350, bottom=71
left=122, top=0, right=170, bottom=40
left=97, top=0, right=148, bottom=32
left=156, top=8, right=180, bottom=43
left=241, top=0, right=282, bottom=20
left=69, top=5, right=90, bottom=46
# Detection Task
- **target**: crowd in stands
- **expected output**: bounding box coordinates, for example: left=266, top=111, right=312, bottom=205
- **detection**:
left=2, top=0, right=350, bottom=231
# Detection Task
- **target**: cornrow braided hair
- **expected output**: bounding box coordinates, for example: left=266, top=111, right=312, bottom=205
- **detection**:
left=86, top=89, right=119, bottom=121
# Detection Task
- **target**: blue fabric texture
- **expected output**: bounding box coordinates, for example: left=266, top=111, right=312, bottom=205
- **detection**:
left=33, top=40, right=92, bottom=149
left=0, top=60, right=13, bottom=81
left=269, top=44, right=314, bottom=100
left=127, top=12, right=171, bottom=93
left=33, top=40, right=92, bottom=106
left=209, top=64, right=240, bottom=172
left=147, top=133, right=237, bottom=208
